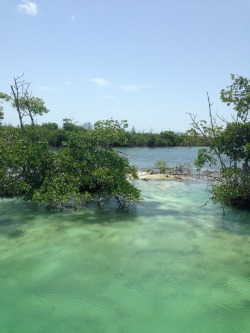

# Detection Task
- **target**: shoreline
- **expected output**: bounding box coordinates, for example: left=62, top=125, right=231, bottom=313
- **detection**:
left=137, top=171, right=190, bottom=181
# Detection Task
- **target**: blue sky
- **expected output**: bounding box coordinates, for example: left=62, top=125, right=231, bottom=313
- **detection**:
left=1, top=0, right=250, bottom=132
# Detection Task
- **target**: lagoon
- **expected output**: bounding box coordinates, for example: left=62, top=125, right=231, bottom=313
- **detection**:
left=0, top=147, right=250, bottom=333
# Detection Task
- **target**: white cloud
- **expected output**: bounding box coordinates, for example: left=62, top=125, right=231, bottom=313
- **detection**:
left=63, top=81, right=72, bottom=85
left=70, top=15, right=76, bottom=22
left=88, top=78, right=111, bottom=87
left=118, top=84, right=149, bottom=92
left=18, top=1, right=38, bottom=16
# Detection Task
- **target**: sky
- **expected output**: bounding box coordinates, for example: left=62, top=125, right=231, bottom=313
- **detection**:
left=1, top=0, right=250, bottom=132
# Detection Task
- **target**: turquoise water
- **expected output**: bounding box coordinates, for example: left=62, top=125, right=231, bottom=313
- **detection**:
left=0, top=148, right=250, bottom=333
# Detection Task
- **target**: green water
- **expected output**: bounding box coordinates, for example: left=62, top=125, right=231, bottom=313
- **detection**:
left=1, top=179, right=250, bottom=333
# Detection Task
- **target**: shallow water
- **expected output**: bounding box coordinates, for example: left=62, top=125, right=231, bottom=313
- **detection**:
left=0, top=176, right=250, bottom=333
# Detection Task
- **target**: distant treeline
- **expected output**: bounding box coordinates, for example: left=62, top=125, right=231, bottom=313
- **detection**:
left=1, top=121, right=209, bottom=147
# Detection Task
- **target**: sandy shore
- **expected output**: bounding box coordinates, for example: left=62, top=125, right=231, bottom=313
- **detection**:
left=137, top=171, right=189, bottom=181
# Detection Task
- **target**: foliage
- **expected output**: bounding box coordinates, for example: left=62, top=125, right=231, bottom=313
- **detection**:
left=220, top=74, right=250, bottom=123
left=184, top=126, right=213, bottom=146
left=0, top=107, right=4, bottom=125
left=154, top=161, right=168, bottom=173
left=94, top=119, right=128, bottom=146
left=19, top=96, right=49, bottom=127
left=189, top=75, right=250, bottom=208
left=159, top=131, right=183, bottom=146
left=119, top=129, right=188, bottom=147
left=0, top=127, right=51, bottom=198
left=144, top=167, right=154, bottom=174
left=0, top=75, right=49, bottom=130
left=172, top=163, right=191, bottom=175
left=0, top=120, right=141, bottom=210
left=62, top=118, right=86, bottom=132
left=144, top=162, right=191, bottom=176
left=0, top=92, right=11, bottom=125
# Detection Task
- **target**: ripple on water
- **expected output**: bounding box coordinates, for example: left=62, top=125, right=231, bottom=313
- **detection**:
left=0, top=177, right=250, bottom=333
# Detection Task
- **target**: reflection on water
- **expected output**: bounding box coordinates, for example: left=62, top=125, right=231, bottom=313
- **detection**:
left=0, top=177, right=250, bottom=333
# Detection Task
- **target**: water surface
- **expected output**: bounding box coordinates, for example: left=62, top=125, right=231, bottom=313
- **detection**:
left=0, top=148, right=250, bottom=333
